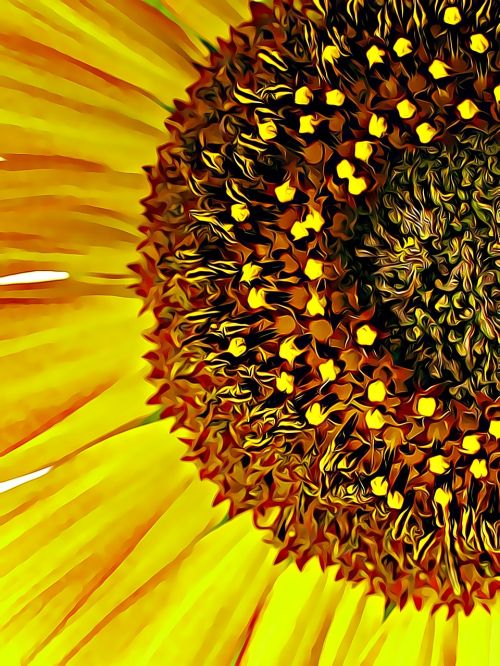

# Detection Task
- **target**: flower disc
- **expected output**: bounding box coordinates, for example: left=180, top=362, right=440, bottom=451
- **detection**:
left=138, top=0, right=500, bottom=612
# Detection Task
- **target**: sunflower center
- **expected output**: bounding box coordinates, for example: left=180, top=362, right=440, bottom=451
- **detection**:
left=351, top=133, right=499, bottom=403
left=139, top=0, right=500, bottom=613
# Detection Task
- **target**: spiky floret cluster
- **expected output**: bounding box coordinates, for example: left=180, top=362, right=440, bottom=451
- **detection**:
left=136, top=0, right=500, bottom=613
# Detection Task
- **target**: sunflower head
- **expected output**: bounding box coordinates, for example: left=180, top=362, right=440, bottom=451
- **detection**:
left=137, top=0, right=499, bottom=614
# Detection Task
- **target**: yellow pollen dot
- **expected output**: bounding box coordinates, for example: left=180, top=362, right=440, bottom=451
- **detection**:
left=355, top=141, right=373, bottom=161
left=429, top=455, right=450, bottom=475
left=461, top=434, right=481, bottom=454
left=299, top=115, right=317, bottom=134
left=356, top=323, right=377, bottom=346
left=306, top=403, right=328, bottom=426
left=279, top=337, right=302, bottom=364
left=397, top=99, right=417, bottom=119
left=323, top=44, right=341, bottom=63
left=230, top=202, right=250, bottom=222
left=228, top=337, right=246, bottom=357
left=248, top=287, right=268, bottom=309
left=443, top=6, right=461, bottom=24
left=306, top=292, right=326, bottom=316
left=371, top=476, right=388, bottom=496
left=393, top=37, right=413, bottom=57
left=291, top=221, right=309, bottom=240
left=275, top=179, right=296, bottom=203
left=495, top=86, right=500, bottom=104
left=325, top=89, right=345, bottom=106
left=457, top=99, right=480, bottom=120
left=295, top=86, right=313, bottom=105
left=276, top=371, right=294, bottom=394
left=470, top=459, right=488, bottom=479
left=489, top=420, right=500, bottom=438
left=258, top=119, right=278, bottom=140
left=416, top=396, right=437, bottom=417
left=241, top=263, right=261, bottom=284
left=348, top=176, right=367, bottom=195
left=429, top=59, right=452, bottom=79
left=368, top=113, right=387, bottom=138
left=366, top=44, right=385, bottom=67
left=470, top=34, right=489, bottom=53
left=434, top=488, right=452, bottom=507
left=416, top=122, right=437, bottom=143
left=336, top=159, right=355, bottom=179
left=366, top=408, right=385, bottom=430
left=304, top=258, right=324, bottom=280
left=367, top=380, right=387, bottom=402
left=387, top=491, right=404, bottom=509
left=303, top=208, right=324, bottom=231
left=319, top=359, right=338, bottom=382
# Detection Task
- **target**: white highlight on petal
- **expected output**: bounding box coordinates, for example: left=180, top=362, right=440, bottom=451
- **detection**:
left=0, top=270, right=70, bottom=286
left=0, top=467, right=52, bottom=493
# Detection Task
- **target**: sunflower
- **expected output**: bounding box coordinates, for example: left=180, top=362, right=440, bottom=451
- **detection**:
left=1, top=0, right=499, bottom=663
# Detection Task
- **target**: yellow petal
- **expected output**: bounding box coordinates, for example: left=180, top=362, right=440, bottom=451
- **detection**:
left=2, top=0, right=200, bottom=105
left=456, top=606, right=492, bottom=666
left=118, top=513, right=280, bottom=665
left=156, top=0, right=253, bottom=49
left=359, top=602, right=439, bottom=665
left=0, top=297, right=153, bottom=472
left=242, top=561, right=351, bottom=666
left=0, top=421, right=230, bottom=663
left=319, top=583, right=384, bottom=666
